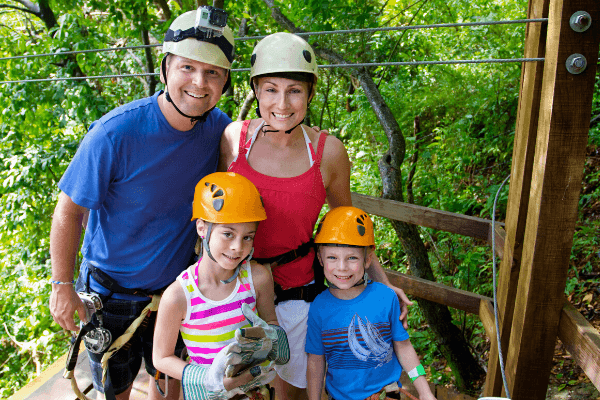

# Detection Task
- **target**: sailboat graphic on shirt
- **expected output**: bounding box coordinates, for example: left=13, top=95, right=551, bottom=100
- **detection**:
left=348, top=313, right=392, bottom=367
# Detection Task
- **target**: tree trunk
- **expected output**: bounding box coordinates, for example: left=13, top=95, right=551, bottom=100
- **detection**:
left=261, top=0, right=485, bottom=391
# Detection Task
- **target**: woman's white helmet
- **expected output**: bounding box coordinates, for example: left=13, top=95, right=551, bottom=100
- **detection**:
left=250, top=32, right=318, bottom=84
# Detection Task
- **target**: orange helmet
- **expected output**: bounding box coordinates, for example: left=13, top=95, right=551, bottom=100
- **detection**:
left=192, top=172, right=266, bottom=223
left=315, top=206, right=375, bottom=247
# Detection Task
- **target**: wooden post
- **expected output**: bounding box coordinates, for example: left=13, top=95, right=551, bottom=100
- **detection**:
left=503, top=0, right=600, bottom=398
left=483, top=0, right=550, bottom=395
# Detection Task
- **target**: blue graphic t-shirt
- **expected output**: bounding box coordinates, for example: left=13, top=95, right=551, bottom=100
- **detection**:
left=305, top=282, right=409, bottom=400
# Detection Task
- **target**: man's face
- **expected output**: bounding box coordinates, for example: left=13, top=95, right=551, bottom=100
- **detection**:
left=162, top=55, right=228, bottom=117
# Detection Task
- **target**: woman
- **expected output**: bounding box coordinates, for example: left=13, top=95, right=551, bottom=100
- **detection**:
left=219, top=32, right=410, bottom=400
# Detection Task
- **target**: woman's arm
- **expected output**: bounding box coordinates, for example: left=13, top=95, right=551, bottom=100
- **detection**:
left=251, top=261, right=278, bottom=325
left=393, top=340, right=436, bottom=400
left=321, top=135, right=352, bottom=208
left=367, top=256, right=413, bottom=328
left=153, top=282, right=188, bottom=380
left=307, top=353, right=326, bottom=400
left=218, top=121, right=243, bottom=172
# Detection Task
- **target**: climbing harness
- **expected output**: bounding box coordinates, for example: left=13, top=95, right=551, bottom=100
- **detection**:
left=63, top=265, right=166, bottom=400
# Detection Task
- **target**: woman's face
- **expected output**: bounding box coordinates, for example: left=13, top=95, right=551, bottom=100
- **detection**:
left=256, top=76, right=311, bottom=132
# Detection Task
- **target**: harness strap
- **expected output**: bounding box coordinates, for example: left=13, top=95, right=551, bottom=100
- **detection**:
left=100, top=294, right=162, bottom=387
left=253, top=240, right=314, bottom=266
left=273, top=249, right=327, bottom=305
left=89, top=265, right=157, bottom=297
left=64, top=324, right=96, bottom=400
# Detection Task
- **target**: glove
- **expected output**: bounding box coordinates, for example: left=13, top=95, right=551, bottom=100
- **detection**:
left=224, top=304, right=290, bottom=377
left=236, top=362, right=277, bottom=393
left=182, top=343, right=242, bottom=400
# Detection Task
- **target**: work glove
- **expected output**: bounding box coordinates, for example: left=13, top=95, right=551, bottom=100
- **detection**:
left=236, top=362, right=277, bottom=393
left=224, top=303, right=290, bottom=378
left=182, top=343, right=240, bottom=400
left=182, top=341, right=277, bottom=400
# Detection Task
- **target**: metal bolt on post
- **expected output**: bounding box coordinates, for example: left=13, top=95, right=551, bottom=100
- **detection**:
left=570, top=11, right=592, bottom=33
left=566, top=54, right=588, bottom=75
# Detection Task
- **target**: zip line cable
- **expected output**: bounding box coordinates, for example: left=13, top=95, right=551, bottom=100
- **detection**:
left=0, top=18, right=548, bottom=62
left=0, top=58, right=546, bottom=84
left=491, top=174, right=512, bottom=399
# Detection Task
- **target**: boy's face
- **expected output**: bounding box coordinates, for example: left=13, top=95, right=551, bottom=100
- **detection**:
left=318, top=246, right=369, bottom=290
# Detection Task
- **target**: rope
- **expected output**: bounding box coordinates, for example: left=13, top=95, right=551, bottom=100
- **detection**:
left=491, top=174, right=512, bottom=399
left=0, top=58, right=545, bottom=84
left=0, top=18, right=548, bottom=61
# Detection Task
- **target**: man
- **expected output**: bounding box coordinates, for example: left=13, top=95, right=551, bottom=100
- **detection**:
left=49, top=8, right=234, bottom=400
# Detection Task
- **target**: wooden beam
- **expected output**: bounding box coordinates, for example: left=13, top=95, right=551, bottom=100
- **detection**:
left=504, top=0, right=600, bottom=398
left=384, top=269, right=490, bottom=315
left=479, top=300, right=497, bottom=345
left=352, top=193, right=495, bottom=241
left=484, top=0, right=550, bottom=395
left=558, top=302, right=600, bottom=391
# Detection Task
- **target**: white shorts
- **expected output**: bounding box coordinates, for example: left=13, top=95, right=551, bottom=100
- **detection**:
left=274, top=299, right=311, bottom=389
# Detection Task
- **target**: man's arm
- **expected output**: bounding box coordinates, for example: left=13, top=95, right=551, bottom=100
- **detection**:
left=49, top=191, right=88, bottom=331
left=307, top=353, right=326, bottom=400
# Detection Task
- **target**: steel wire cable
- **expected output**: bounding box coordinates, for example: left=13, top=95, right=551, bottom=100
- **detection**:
left=0, top=18, right=548, bottom=61
left=492, top=174, right=512, bottom=399
left=0, top=58, right=546, bottom=84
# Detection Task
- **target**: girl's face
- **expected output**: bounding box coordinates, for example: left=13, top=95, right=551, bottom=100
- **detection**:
left=197, top=220, right=258, bottom=270
left=318, top=246, right=371, bottom=290
left=256, top=76, right=311, bottom=132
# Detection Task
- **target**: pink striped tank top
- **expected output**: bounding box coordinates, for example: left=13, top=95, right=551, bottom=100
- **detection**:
left=176, top=260, right=256, bottom=365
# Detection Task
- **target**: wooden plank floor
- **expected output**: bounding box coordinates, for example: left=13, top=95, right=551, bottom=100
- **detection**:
left=12, top=351, right=476, bottom=400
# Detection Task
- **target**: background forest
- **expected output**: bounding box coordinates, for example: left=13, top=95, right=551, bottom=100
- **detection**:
left=1, top=0, right=599, bottom=398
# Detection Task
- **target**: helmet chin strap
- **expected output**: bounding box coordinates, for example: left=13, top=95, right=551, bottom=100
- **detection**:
left=202, top=222, right=255, bottom=284
left=161, top=57, right=214, bottom=125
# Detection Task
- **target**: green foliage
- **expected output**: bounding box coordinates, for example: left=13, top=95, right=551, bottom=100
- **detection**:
left=0, top=0, right=598, bottom=395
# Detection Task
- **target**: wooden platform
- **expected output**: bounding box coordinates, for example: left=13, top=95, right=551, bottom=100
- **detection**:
left=10, top=349, right=476, bottom=400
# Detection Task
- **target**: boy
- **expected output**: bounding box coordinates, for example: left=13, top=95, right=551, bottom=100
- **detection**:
left=305, top=207, right=436, bottom=400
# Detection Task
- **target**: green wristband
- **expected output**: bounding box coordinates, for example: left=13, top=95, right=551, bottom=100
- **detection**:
left=407, top=364, right=425, bottom=382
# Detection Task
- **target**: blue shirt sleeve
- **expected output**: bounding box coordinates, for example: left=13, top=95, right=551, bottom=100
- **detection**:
left=305, top=298, right=325, bottom=355
left=58, top=120, right=117, bottom=210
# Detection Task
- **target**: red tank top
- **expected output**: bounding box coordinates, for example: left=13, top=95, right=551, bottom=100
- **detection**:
left=228, top=120, right=327, bottom=289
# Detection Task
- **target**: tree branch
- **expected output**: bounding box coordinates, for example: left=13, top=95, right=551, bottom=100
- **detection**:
left=0, top=4, right=38, bottom=16
left=154, top=0, right=171, bottom=21
left=12, top=0, right=38, bottom=12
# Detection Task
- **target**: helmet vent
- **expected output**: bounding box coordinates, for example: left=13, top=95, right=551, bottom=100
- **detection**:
left=250, top=53, right=256, bottom=66
left=357, top=225, right=366, bottom=236
left=211, top=184, right=217, bottom=191
left=213, top=199, right=224, bottom=212
left=213, top=189, right=224, bottom=198
left=303, top=50, right=312, bottom=63
left=356, top=215, right=367, bottom=236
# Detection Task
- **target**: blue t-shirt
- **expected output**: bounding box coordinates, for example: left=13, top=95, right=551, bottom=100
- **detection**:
left=305, top=282, right=409, bottom=400
left=59, top=91, right=231, bottom=297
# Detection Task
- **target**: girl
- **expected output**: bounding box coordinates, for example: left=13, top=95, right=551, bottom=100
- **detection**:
left=153, top=172, right=282, bottom=398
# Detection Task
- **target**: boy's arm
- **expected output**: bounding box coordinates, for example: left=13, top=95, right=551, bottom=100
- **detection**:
left=251, top=261, right=278, bottom=325
left=153, top=282, right=188, bottom=380
left=307, top=353, right=326, bottom=400
left=393, top=340, right=437, bottom=400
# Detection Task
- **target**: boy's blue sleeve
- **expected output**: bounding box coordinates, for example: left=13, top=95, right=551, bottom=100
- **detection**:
left=390, top=291, right=410, bottom=341
left=305, top=298, right=325, bottom=355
